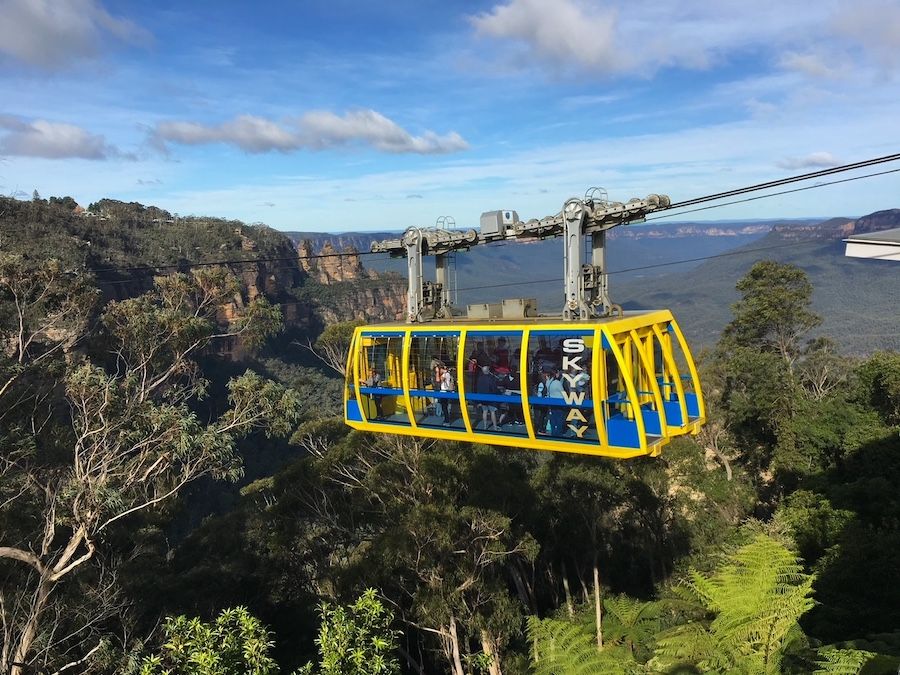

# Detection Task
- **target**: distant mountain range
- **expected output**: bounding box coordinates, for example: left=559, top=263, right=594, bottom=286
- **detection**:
left=283, top=219, right=822, bottom=253
left=289, top=212, right=900, bottom=354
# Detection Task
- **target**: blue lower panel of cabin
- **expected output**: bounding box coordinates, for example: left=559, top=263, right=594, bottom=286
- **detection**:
left=685, top=393, right=700, bottom=418
left=641, top=405, right=662, bottom=436
left=346, top=399, right=363, bottom=422
left=663, top=401, right=683, bottom=426
left=607, top=414, right=640, bottom=449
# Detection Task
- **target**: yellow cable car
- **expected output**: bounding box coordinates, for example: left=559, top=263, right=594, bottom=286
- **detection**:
left=343, top=309, right=704, bottom=459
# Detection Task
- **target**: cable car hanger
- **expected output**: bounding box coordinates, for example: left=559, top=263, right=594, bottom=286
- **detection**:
left=370, top=188, right=670, bottom=323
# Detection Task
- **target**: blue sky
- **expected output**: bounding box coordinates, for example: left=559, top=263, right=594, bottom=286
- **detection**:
left=1, top=0, right=899, bottom=231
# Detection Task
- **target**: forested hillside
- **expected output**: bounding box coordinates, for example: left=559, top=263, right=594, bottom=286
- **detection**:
left=1, top=196, right=899, bottom=674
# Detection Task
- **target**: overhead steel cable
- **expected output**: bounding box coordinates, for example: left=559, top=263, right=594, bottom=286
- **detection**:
left=647, top=166, right=900, bottom=222
left=664, top=151, right=900, bottom=210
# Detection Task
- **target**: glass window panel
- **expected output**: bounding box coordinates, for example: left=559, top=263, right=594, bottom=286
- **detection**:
left=465, top=331, right=527, bottom=437
left=408, top=333, right=464, bottom=430
left=345, top=332, right=363, bottom=422
left=527, top=331, right=598, bottom=443
left=358, top=333, right=410, bottom=425
left=666, top=325, right=701, bottom=418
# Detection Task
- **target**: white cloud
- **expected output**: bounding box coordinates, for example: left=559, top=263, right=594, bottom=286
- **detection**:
left=152, top=110, right=469, bottom=155
left=471, top=0, right=621, bottom=72
left=470, top=0, right=900, bottom=80
left=155, top=116, right=300, bottom=153
left=0, top=115, right=126, bottom=159
left=0, top=0, right=150, bottom=70
left=776, top=152, right=840, bottom=171
left=141, top=99, right=900, bottom=231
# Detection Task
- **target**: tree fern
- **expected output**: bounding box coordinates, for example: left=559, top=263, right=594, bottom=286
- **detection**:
left=813, top=648, right=875, bottom=674
left=602, top=595, right=664, bottom=661
left=653, top=534, right=814, bottom=674
left=527, top=616, right=644, bottom=675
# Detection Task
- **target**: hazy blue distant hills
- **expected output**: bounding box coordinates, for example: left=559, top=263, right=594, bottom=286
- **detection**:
left=283, top=219, right=816, bottom=255
left=614, top=212, right=900, bottom=354
left=285, top=219, right=819, bottom=305
left=289, top=213, right=899, bottom=355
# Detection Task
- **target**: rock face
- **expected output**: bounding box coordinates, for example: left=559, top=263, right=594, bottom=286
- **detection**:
left=296, top=239, right=405, bottom=324
left=850, top=209, right=900, bottom=235
left=314, top=282, right=407, bottom=325
left=298, top=240, right=375, bottom=284
left=771, top=218, right=856, bottom=241
left=770, top=210, right=900, bottom=242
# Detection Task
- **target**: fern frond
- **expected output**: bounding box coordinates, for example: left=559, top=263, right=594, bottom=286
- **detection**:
left=527, top=616, right=643, bottom=675
left=813, top=648, right=875, bottom=674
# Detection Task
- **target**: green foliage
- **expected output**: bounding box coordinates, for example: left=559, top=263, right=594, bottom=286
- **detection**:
left=0, top=255, right=301, bottom=674
left=314, top=320, right=363, bottom=355
left=221, top=370, right=303, bottom=439
left=139, top=606, right=279, bottom=675
left=812, top=648, right=876, bottom=675
left=776, top=491, right=854, bottom=565
left=527, top=615, right=643, bottom=675
left=602, top=595, right=665, bottom=662
left=722, top=259, right=821, bottom=363
left=299, top=589, right=400, bottom=675
left=0, top=195, right=297, bottom=274
left=653, top=534, right=814, bottom=674
left=854, top=352, right=900, bottom=425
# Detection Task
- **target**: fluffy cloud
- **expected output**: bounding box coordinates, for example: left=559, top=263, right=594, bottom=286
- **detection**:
left=0, top=0, right=150, bottom=69
left=470, top=0, right=900, bottom=78
left=471, top=0, right=621, bottom=72
left=0, top=115, right=125, bottom=159
left=776, top=152, right=840, bottom=170
left=152, top=110, right=469, bottom=155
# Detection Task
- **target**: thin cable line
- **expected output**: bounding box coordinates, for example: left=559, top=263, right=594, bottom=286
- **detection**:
left=647, top=167, right=900, bottom=221
left=451, top=238, right=827, bottom=293
left=665, top=152, right=900, bottom=209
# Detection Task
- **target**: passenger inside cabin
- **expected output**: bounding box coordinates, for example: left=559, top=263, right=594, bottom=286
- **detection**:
left=362, top=369, right=384, bottom=419
left=468, top=341, right=490, bottom=391
left=439, top=364, right=455, bottom=425
left=431, top=359, right=444, bottom=419
left=546, top=368, right=566, bottom=436
left=534, top=338, right=556, bottom=374
left=493, top=337, right=510, bottom=374
left=497, top=365, right=523, bottom=425
left=534, top=368, right=550, bottom=434
left=476, top=365, right=501, bottom=431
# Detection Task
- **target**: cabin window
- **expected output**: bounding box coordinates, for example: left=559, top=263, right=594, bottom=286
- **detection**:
left=463, top=331, right=527, bottom=436
left=666, top=323, right=701, bottom=418
left=408, top=332, right=464, bottom=430
left=527, top=331, right=598, bottom=443
left=358, top=333, right=410, bottom=425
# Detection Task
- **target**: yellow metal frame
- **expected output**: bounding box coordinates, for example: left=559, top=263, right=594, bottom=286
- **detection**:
left=344, top=310, right=705, bottom=459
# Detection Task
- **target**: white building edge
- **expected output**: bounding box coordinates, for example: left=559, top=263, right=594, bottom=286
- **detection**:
left=844, top=227, right=900, bottom=262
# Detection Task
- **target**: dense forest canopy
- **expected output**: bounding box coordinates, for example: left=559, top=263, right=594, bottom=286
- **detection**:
left=1, top=197, right=899, bottom=674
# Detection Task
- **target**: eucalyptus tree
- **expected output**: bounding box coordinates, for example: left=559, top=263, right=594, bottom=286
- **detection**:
left=0, top=262, right=300, bottom=675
